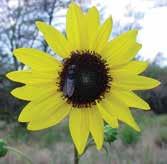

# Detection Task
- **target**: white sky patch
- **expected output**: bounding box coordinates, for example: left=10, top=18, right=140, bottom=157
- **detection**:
left=90, top=0, right=167, bottom=65
left=90, top=0, right=153, bottom=21
left=8, top=0, right=19, bottom=8
left=138, top=7, right=167, bottom=61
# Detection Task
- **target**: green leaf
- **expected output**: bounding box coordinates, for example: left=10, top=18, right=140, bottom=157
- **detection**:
left=104, top=125, right=118, bottom=143
left=0, top=139, right=8, bottom=158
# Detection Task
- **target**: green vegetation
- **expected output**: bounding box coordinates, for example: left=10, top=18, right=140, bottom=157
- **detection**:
left=144, top=64, right=167, bottom=79
left=0, top=139, right=8, bottom=157
left=158, top=115, right=167, bottom=127
left=0, top=113, right=167, bottom=163
left=119, top=125, right=141, bottom=145
left=104, top=125, right=117, bottom=143
left=155, top=127, right=167, bottom=147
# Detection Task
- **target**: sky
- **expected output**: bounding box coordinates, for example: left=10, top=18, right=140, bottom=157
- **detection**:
left=53, top=0, right=167, bottom=65
left=89, top=0, right=167, bottom=65
left=6, top=0, right=167, bottom=66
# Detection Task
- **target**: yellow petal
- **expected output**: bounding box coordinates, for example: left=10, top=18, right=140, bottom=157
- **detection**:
left=111, top=61, right=148, bottom=75
left=110, top=89, right=150, bottom=110
left=69, top=108, right=89, bottom=155
left=18, top=92, right=63, bottom=122
left=11, top=85, right=57, bottom=101
left=102, top=30, right=141, bottom=66
left=96, top=101, right=118, bottom=128
left=13, top=48, right=61, bottom=71
left=88, top=108, right=104, bottom=150
left=6, top=71, right=57, bottom=85
left=28, top=103, right=70, bottom=130
left=66, top=3, right=86, bottom=50
left=113, top=75, right=160, bottom=90
left=92, top=16, right=112, bottom=53
left=86, top=7, right=100, bottom=49
left=101, top=97, right=140, bottom=131
left=36, top=21, right=71, bottom=58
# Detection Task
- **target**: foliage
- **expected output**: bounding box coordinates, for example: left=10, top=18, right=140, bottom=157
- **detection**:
left=39, top=124, right=71, bottom=147
left=4, top=121, right=71, bottom=148
left=0, top=0, right=69, bottom=72
left=104, top=125, right=117, bottom=143
left=142, top=64, right=167, bottom=114
left=119, top=125, right=141, bottom=145
left=0, top=78, right=26, bottom=122
left=144, top=63, right=167, bottom=79
left=155, top=127, right=167, bottom=147
left=158, top=115, right=167, bottom=127
left=158, top=128, right=167, bottom=144
left=0, top=139, right=8, bottom=158
left=7, top=124, right=29, bottom=143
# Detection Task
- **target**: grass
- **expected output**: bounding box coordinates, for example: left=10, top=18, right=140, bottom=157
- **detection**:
left=0, top=113, right=167, bottom=164
left=155, top=127, right=167, bottom=148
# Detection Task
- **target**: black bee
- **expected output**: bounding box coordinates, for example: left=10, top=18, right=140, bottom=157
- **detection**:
left=63, top=64, right=76, bottom=97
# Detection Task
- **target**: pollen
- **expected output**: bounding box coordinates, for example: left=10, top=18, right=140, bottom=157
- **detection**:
left=58, top=50, right=112, bottom=108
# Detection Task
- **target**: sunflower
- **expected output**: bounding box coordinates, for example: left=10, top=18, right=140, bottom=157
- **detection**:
left=7, top=3, right=160, bottom=154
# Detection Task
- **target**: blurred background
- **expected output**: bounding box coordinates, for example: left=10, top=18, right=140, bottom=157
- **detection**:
left=0, top=0, right=167, bottom=163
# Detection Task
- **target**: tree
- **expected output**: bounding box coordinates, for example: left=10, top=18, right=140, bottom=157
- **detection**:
left=0, top=0, right=69, bottom=122
left=0, top=0, right=69, bottom=72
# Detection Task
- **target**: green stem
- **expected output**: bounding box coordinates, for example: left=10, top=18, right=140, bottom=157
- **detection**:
left=5, top=146, right=33, bottom=164
left=74, top=145, right=79, bottom=164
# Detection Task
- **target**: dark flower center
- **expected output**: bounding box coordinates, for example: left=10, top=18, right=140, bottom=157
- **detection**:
left=58, top=50, right=111, bottom=108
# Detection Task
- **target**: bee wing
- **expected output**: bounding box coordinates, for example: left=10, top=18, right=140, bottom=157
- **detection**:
left=63, top=80, right=68, bottom=96
left=66, top=79, right=75, bottom=97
